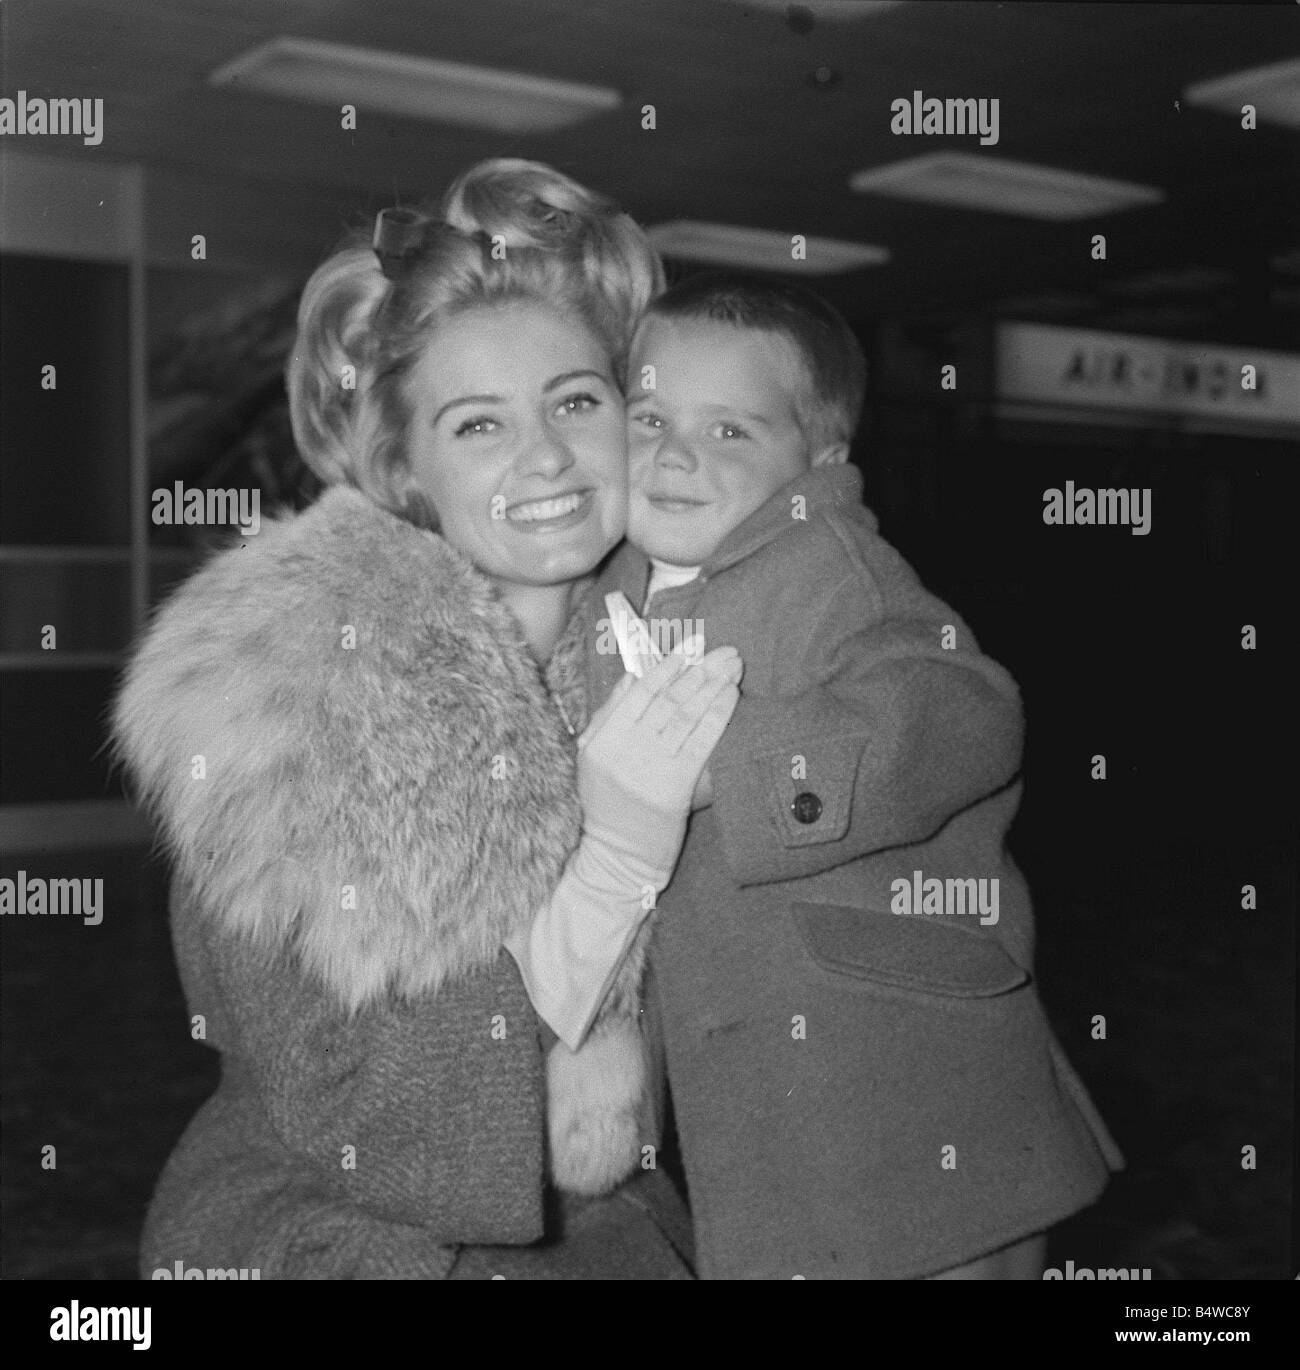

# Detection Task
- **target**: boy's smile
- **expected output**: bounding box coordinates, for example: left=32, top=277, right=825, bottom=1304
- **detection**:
left=625, top=316, right=842, bottom=566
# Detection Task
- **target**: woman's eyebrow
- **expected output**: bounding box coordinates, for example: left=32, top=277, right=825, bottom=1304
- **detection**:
left=543, top=369, right=611, bottom=392
left=433, top=394, right=503, bottom=424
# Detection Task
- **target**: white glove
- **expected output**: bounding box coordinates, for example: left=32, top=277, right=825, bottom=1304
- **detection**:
left=508, top=638, right=742, bottom=1047
left=578, top=635, right=741, bottom=867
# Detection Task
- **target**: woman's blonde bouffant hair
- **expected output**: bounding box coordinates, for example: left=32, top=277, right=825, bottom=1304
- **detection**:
left=286, top=159, right=665, bottom=526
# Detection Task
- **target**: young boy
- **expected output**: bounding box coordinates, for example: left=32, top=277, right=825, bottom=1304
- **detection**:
left=581, top=273, right=1124, bottom=1279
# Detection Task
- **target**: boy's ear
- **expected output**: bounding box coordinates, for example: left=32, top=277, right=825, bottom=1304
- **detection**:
left=810, top=441, right=850, bottom=468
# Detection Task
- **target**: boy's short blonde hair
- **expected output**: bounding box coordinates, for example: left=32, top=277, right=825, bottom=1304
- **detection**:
left=287, top=159, right=664, bottom=528
left=645, top=271, right=867, bottom=452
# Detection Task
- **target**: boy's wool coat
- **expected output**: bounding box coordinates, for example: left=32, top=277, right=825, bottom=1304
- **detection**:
left=113, top=486, right=687, bottom=1279
left=586, top=464, right=1125, bottom=1280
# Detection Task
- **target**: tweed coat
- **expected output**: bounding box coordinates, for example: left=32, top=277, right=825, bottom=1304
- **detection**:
left=584, top=464, right=1125, bottom=1280
left=113, top=486, right=690, bottom=1280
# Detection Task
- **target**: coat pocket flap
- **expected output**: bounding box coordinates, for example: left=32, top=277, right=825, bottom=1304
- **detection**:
left=793, top=901, right=1029, bottom=998
left=756, top=737, right=864, bottom=848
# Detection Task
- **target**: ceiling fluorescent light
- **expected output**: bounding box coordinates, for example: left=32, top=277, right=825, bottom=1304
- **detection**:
left=713, top=0, right=904, bottom=20
left=646, top=221, right=889, bottom=274
left=1184, top=57, right=1300, bottom=129
left=209, top=37, right=621, bottom=133
left=849, top=153, right=1163, bottom=220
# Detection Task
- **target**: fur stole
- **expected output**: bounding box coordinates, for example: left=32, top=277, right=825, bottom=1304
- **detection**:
left=114, top=487, right=648, bottom=1193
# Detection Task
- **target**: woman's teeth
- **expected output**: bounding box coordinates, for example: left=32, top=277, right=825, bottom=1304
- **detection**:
left=505, top=492, right=585, bottom=523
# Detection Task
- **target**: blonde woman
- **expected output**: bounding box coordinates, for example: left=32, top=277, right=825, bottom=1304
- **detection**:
left=115, top=160, right=738, bottom=1280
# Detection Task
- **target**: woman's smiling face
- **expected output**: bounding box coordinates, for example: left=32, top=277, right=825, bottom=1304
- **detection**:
left=403, top=300, right=628, bottom=591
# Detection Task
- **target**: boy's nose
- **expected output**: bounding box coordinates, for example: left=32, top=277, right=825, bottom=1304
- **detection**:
left=653, top=435, right=698, bottom=473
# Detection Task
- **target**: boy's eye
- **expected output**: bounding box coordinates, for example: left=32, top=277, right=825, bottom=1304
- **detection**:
left=630, top=412, right=663, bottom=429
left=556, top=392, right=601, bottom=417
left=453, top=416, right=499, bottom=437
left=711, top=422, right=749, bottom=440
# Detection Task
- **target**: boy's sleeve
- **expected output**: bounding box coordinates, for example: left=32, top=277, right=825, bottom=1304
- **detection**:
left=707, top=563, right=1024, bottom=887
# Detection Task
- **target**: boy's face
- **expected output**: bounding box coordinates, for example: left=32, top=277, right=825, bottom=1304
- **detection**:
left=625, top=316, right=845, bottom=566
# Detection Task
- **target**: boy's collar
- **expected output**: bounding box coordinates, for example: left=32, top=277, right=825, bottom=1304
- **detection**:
left=702, top=464, right=870, bottom=575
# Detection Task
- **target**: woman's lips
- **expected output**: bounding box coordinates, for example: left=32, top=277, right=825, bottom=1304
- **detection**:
left=503, top=489, right=594, bottom=532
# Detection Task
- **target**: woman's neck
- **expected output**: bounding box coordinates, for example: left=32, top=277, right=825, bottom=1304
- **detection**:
left=497, top=577, right=591, bottom=663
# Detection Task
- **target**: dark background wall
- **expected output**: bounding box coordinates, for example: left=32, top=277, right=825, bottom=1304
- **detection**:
left=1, top=0, right=1294, bottom=1282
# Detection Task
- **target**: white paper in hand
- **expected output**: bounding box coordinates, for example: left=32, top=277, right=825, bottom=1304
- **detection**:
left=604, top=591, right=663, bottom=679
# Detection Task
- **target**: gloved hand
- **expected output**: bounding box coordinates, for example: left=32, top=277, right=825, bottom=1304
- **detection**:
left=577, top=635, right=742, bottom=876
left=508, top=638, right=742, bottom=1049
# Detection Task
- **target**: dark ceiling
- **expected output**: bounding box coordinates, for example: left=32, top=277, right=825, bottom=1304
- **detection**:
left=3, top=0, right=1298, bottom=343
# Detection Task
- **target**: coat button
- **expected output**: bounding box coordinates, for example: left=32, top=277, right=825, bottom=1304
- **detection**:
left=791, top=791, right=823, bottom=824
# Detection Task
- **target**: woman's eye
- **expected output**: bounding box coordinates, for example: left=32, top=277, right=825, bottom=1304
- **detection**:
left=631, top=412, right=663, bottom=429
left=453, top=416, right=499, bottom=437
left=556, top=393, right=600, bottom=417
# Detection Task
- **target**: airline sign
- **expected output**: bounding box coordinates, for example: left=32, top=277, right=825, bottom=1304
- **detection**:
left=996, top=323, right=1300, bottom=432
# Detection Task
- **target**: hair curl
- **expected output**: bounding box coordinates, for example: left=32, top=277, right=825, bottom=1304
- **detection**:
left=287, top=159, right=664, bottom=526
